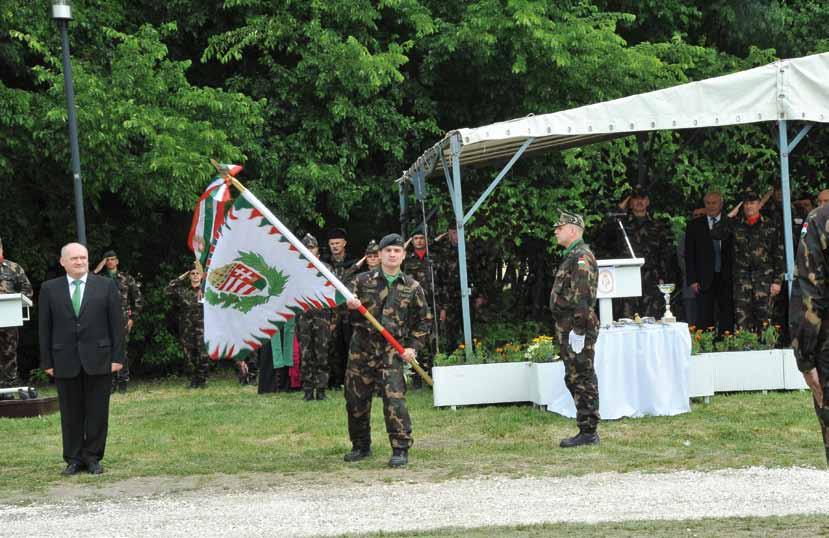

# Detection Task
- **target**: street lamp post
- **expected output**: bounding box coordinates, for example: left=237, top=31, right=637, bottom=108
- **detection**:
left=52, top=0, right=87, bottom=244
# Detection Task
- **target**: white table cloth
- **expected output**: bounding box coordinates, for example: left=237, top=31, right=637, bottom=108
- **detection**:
left=545, top=322, right=692, bottom=419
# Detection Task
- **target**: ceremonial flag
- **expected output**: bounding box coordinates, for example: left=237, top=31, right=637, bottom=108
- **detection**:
left=203, top=196, right=344, bottom=360
left=187, top=163, right=242, bottom=269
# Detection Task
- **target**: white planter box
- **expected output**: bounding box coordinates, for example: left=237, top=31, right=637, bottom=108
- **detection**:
left=432, top=362, right=533, bottom=407
left=781, top=348, right=808, bottom=390
left=704, top=350, right=785, bottom=392
left=0, top=293, right=33, bottom=328
left=528, top=362, right=561, bottom=407
left=688, top=354, right=715, bottom=398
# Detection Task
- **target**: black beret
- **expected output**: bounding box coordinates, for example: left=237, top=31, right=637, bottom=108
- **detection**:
left=103, top=250, right=117, bottom=258
left=742, top=190, right=760, bottom=202
left=327, top=227, right=347, bottom=240
left=378, top=233, right=404, bottom=249
left=630, top=184, right=648, bottom=198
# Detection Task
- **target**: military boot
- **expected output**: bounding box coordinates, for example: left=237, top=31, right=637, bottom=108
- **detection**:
left=303, top=389, right=314, bottom=401
left=315, top=389, right=327, bottom=401
left=559, top=431, right=600, bottom=448
left=117, top=381, right=127, bottom=394
left=343, top=446, right=372, bottom=462
left=388, top=448, right=408, bottom=467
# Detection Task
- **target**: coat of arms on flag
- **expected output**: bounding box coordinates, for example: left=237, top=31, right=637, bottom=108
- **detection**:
left=204, top=197, right=343, bottom=360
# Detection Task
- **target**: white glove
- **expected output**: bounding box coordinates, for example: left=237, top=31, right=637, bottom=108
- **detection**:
left=568, top=330, right=585, bottom=354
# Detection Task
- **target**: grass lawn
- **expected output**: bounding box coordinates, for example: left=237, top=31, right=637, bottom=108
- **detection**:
left=351, top=514, right=829, bottom=537
left=0, top=374, right=825, bottom=500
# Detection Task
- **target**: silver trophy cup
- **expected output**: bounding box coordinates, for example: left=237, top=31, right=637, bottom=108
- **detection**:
left=657, top=283, right=676, bottom=323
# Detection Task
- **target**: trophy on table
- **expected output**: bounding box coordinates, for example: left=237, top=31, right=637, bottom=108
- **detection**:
left=657, top=283, right=676, bottom=323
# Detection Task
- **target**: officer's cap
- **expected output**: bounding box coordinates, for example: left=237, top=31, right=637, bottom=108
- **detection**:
left=301, top=233, right=318, bottom=248
left=365, top=240, right=379, bottom=255
left=555, top=210, right=585, bottom=230
left=410, top=223, right=426, bottom=238
left=103, top=250, right=117, bottom=258
left=327, top=227, right=347, bottom=240
left=379, top=233, right=405, bottom=250
left=742, top=190, right=761, bottom=202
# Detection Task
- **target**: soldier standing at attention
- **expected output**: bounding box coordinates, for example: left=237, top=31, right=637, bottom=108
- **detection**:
left=166, top=264, right=210, bottom=388
left=403, top=229, right=438, bottom=388
left=296, top=234, right=333, bottom=401
left=324, top=228, right=357, bottom=390
left=435, top=223, right=461, bottom=352
left=94, top=250, right=143, bottom=393
left=343, top=233, right=432, bottom=467
left=608, top=185, right=672, bottom=318
left=550, top=211, right=600, bottom=448
left=711, top=190, right=783, bottom=333
left=789, top=203, right=829, bottom=465
left=0, top=236, right=33, bottom=398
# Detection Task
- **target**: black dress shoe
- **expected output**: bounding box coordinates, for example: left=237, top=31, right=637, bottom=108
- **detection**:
left=61, top=463, right=84, bottom=476
left=559, top=432, right=600, bottom=448
left=87, top=461, right=104, bottom=475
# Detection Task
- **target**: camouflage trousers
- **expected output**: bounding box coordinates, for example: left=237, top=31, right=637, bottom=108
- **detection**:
left=440, top=301, right=462, bottom=353
left=734, top=273, right=772, bottom=333
left=555, top=326, right=600, bottom=434
left=0, top=327, right=19, bottom=388
left=182, top=332, right=209, bottom=385
left=297, top=315, right=331, bottom=390
left=112, top=326, right=131, bottom=386
left=803, top=321, right=829, bottom=463
left=345, top=352, right=412, bottom=450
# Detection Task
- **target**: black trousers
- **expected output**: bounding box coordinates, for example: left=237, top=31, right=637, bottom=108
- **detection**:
left=694, top=271, right=734, bottom=333
left=55, top=370, right=112, bottom=466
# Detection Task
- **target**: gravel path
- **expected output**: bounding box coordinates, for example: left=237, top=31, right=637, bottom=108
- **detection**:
left=2, top=467, right=828, bottom=537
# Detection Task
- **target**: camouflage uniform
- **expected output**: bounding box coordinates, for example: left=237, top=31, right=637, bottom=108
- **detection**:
left=0, top=257, right=33, bottom=389
left=434, top=240, right=462, bottom=352
left=403, top=246, right=439, bottom=380
left=326, top=254, right=357, bottom=389
left=789, top=205, right=829, bottom=464
left=296, top=261, right=334, bottom=392
left=550, top=236, right=600, bottom=435
left=604, top=213, right=672, bottom=318
left=166, top=277, right=209, bottom=386
left=104, top=270, right=143, bottom=387
left=711, top=215, right=783, bottom=333
left=345, top=269, right=432, bottom=450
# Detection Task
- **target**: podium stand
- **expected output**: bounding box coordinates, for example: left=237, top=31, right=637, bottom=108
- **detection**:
left=0, top=293, right=33, bottom=328
left=596, top=258, right=644, bottom=326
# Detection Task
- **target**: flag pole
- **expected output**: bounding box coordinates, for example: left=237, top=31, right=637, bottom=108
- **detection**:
left=223, top=174, right=433, bottom=386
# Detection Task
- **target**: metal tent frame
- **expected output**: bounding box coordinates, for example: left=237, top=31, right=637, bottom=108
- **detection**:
left=397, top=52, right=829, bottom=360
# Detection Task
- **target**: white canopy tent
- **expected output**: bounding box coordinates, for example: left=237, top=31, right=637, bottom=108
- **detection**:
left=398, top=52, right=829, bottom=358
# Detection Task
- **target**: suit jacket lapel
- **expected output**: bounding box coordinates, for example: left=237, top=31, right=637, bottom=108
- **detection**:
left=57, top=277, right=76, bottom=318
left=78, top=275, right=94, bottom=318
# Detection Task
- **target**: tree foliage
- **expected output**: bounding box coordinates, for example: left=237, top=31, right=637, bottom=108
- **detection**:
left=2, top=0, right=829, bottom=374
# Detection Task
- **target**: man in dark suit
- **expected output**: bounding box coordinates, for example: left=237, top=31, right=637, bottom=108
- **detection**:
left=39, top=242, right=124, bottom=475
left=685, top=191, right=734, bottom=333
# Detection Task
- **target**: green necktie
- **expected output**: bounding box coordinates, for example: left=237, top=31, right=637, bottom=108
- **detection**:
left=71, top=279, right=82, bottom=316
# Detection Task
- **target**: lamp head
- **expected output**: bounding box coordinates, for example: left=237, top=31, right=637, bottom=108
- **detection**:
left=52, top=0, right=72, bottom=20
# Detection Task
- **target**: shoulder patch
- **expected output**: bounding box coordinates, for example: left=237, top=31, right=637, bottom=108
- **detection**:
left=801, top=221, right=808, bottom=237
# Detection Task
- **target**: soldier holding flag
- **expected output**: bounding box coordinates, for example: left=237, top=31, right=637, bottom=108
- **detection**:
left=344, top=233, right=432, bottom=467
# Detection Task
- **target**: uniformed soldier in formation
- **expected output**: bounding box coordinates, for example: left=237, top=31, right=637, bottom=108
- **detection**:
left=711, top=190, right=783, bottom=333
left=550, top=211, right=600, bottom=448
left=403, top=229, right=438, bottom=387
left=166, top=263, right=210, bottom=388
left=324, top=228, right=357, bottom=390
left=94, top=250, right=143, bottom=393
left=296, top=234, right=333, bottom=401
left=604, top=185, right=672, bottom=318
left=343, top=233, right=432, bottom=467
left=434, top=223, right=462, bottom=352
left=789, top=204, right=829, bottom=465
left=0, top=236, right=33, bottom=398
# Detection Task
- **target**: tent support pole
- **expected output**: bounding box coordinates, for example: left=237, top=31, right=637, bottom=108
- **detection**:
left=778, top=119, right=796, bottom=295
left=448, top=134, right=474, bottom=361
left=463, top=137, right=534, bottom=224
